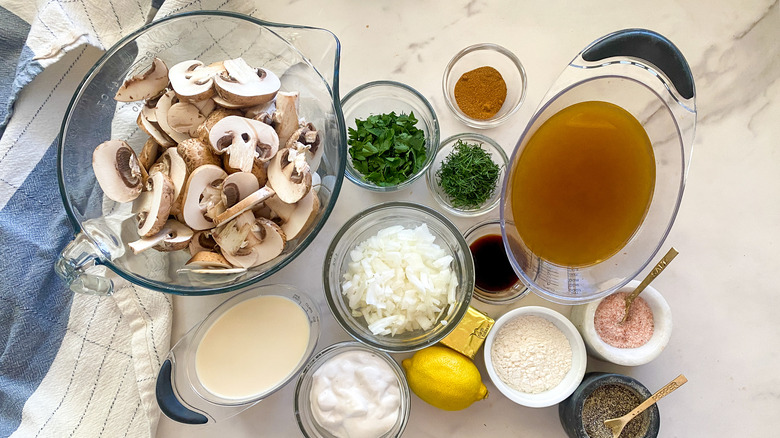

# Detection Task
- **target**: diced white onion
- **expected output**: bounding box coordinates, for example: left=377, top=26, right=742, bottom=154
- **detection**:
left=341, top=224, right=458, bottom=336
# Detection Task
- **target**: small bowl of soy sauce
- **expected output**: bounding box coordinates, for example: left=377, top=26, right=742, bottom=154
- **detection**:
left=464, top=219, right=529, bottom=304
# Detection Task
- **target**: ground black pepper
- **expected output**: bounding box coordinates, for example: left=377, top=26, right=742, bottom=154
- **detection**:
left=581, top=384, right=649, bottom=438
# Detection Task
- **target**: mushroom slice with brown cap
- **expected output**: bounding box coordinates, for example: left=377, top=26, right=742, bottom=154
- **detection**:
left=186, top=251, right=232, bottom=269
left=221, top=172, right=260, bottom=209
left=137, top=112, right=175, bottom=148
left=149, top=148, right=188, bottom=216
left=168, top=102, right=206, bottom=137
left=169, top=60, right=220, bottom=103
left=128, top=219, right=193, bottom=254
left=208, top=116, right=279, bottom=172
left=177, top=138, right=221, bottom=174
left=155, top=90, right=190, bottom=144
left=213, top=211, right=257, bottom=268
left=137, top=171, right=175, bottom=237
left=214, top=58, right=281, bottom=107
left=286, top=122, right=324, bottom=173
left=273, top=91, right=300, bottom=146
left=189, top=230, right=217, bottom=256
left=115, top=57, right=169, bottom=102
left=213, top=186, right=275, bottom=227
left=266, top=190, right=320, bottom=240
left=92, top=140, right=146, bottom=203
left=138, top=138, right=161, bottom=173
left=180, top=164, right=227, bottom=230
left=249, top=217, right=287, bottom=266
left=244, top=100, right=275, bottom=120
left=267, top=146, right=312, bottom=204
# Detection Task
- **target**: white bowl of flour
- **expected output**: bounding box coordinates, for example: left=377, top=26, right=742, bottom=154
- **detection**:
left=484, top=306, right=587, bottom=407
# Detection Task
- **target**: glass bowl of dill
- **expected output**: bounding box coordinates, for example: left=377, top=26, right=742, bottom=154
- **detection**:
left=426, top=133, right=508, bottom=217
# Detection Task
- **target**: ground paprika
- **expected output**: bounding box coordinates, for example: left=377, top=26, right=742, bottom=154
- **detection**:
left=453, top=66, right=507, bottom=120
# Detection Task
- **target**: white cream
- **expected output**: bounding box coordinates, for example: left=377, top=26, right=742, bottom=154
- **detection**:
left=310, top=350, right=401, bottom=438
left=195, top=295, right=310, bottom=399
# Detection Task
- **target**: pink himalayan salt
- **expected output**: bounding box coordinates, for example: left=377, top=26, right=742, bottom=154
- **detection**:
left=594, top=292, right=654, bottom=348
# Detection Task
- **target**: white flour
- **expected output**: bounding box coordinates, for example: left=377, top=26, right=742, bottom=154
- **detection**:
left=491, top=315, right=572, bottom=394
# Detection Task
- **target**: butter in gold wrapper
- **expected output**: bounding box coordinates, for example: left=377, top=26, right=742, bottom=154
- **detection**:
left=440, top=306, right=495, bottom=359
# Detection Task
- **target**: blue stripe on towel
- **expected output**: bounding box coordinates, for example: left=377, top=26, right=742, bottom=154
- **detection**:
left=0, top=139, right=74, bottom=437
left=0, top=6, right=42, bottom=139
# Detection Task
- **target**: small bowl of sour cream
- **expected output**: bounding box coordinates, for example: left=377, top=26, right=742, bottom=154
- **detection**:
left=294, top=341, right=411, bottom=438
left=570, top=280, right=673, bottom=367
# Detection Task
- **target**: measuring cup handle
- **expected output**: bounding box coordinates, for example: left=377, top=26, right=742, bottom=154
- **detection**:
left=582, top=29, right=695, bottom=100
left=54, top=232, right=114, bottom=296
left=156, top=359, right=208, bottom=425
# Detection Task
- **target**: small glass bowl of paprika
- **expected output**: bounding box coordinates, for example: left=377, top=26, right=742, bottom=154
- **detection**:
left=442, top=43, right=527, bottom=129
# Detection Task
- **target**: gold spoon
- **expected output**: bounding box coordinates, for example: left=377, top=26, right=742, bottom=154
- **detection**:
left=604, top=374, right=688, bottom=438
left=621, top=247, right=679, bottom=323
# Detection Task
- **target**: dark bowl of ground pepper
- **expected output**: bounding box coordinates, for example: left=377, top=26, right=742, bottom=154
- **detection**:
left=442, top=43, right=527, bottom=129
left=559, top=372, right=660, bottom=438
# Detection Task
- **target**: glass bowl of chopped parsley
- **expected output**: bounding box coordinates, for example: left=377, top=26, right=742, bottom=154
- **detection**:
left=342, top=81, right=440, bottom=192
left=426, top=133, right=508, bottom=217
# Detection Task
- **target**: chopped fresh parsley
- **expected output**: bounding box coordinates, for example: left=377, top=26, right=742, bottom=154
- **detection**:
left=436, top=140, right=501, bottom=209
left=348, top=112, right=427, bottom=186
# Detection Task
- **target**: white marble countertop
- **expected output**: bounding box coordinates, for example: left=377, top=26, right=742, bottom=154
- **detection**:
left=158, top=0, right=780, bottom=436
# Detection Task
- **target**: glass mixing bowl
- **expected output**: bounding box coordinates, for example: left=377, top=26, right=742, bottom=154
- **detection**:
left=55, top=11, right=346, bottom=295
left=501, top=29, right=697, bottom=304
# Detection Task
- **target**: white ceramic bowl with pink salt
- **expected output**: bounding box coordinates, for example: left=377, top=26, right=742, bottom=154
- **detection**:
left=570, top=280, right=673, bottom=367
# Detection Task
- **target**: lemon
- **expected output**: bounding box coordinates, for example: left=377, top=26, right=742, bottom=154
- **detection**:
left=402, top=345, right=488, bottom=411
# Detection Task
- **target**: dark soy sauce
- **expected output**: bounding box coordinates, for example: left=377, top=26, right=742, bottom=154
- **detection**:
left=469, top=234, right=518, bottom=292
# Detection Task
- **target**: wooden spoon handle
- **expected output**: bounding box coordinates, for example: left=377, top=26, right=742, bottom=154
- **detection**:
left=625, top=374, right=688, bottom=422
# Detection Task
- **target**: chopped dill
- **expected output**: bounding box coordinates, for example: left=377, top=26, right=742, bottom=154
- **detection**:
left=436, top=140, right=501, bottom=209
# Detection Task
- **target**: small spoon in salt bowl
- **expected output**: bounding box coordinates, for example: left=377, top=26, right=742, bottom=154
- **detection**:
left=604, top=374, right=688, bottom=438
left=621, top=247, right=679, bottom=323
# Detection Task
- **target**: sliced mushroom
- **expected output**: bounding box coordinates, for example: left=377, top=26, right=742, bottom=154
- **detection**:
left=273, top=91, right=300, bottom=146
left=244, top=100, right=276, bottom=120
left=213, top=211, right=257, bottom=267
left=186, top=251, right=232, bottom=269
left=196, top=107, right=243, bottom=144
left=213, top=186, right=275, bottom=227
left=189, top=230, right=217, bottom=256
left=221, top=172, right=260, bottom=208
left=92, top=140, right=146, bottom=203
left=128, top=219, right=193, bottom=254
left=149, top=148, right=188, bottom=217
left=137, top=171, right=175, bottom=237
left=168, top=60, right=220, bottom=103
left=138, top=138, right=161, bottom=173
left=155, top=90, right=189, bottom=144
left=137, top=112, right=174, bottom=148
left=211, top=95, right=250, bottom=110
left=115, top=57, right=169, bottom=102
left=168, top=102, right=206, bottom=137
left=177, top=138, right=221, bottom=174
left=192, top=98, right=217, bottom=118
left=214, top=58, right=281, bottom=107
left=250, top=217, right=287, bottom=266
left=180, top=164, right=227, bottom=230
left=208, top=116, right=279, bottom=172
left=265, top=190, right=320, bottom=240
left=286, top=122, right=323, bottom=172
left=267, top=146, right=312, bottom=204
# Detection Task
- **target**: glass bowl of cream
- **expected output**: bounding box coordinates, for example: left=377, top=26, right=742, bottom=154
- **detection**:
left=294, top=341, right=411, bottom=438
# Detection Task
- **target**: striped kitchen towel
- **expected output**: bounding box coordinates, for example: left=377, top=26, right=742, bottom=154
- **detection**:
left=0, top=0, right=256, bottom=437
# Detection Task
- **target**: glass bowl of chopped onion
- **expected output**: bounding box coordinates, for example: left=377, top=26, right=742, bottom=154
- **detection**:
left=341, top=81, right=440, bottom=192
left=323, top=202, right=474, bottom=352
left=426, top=133, right=509, bottom=217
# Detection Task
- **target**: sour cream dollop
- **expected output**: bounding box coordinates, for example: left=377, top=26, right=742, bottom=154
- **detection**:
left=310, top=350, right=401, bottom=438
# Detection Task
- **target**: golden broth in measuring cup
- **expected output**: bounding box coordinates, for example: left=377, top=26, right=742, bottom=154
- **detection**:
left=510, top=101, right=655, bottom=267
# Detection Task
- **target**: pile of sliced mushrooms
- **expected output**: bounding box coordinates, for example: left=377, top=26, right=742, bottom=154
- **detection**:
left=92, top=57, right=323, bottom=273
